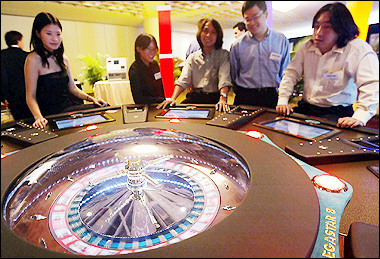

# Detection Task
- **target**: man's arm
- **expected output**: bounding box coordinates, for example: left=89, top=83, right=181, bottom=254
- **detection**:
left=276, top=43, right=305, bottom=115
left=229, top=42, right=240, bottom=87
left=349, top=51, right=379, bottom=127
left=278, top=36, right=291, bottom=81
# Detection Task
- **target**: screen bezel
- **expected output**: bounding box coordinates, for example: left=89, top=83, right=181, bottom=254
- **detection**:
left=155, top=107, right=214, bottom=120
left=252, top=117, right=341, bottom=140
left=48, top=112, right=115, bottom=131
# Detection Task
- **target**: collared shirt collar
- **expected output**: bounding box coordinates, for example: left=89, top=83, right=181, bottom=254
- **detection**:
left=201, top=48, right=216, bottom=58
left=247, top=27, right=270, bottom=41
left=307, top=42, right=320, bottom=54
left=307, top=39, right=343, bottom=55
left=331, top=44, right=344, bottom=54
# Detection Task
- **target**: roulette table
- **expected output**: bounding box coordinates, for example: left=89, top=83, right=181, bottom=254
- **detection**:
left=1, top=104, right=378, bottom=258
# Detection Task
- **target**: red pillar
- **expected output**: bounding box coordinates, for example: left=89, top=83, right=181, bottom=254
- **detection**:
left=157, top=5, right=174, bottom=98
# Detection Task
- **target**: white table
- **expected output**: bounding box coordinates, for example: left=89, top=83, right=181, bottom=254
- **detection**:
left=93, top=80, right=134, bottom=106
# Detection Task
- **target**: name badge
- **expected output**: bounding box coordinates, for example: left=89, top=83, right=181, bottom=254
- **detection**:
left=323, top=73, right=339, bottom=81
left=154, top=72, right=161, bottom=80
left=269, top=52, right=282, bottom=62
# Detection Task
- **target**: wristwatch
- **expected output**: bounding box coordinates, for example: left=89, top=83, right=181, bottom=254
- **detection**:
left=220, top=92, right=227, bottom=98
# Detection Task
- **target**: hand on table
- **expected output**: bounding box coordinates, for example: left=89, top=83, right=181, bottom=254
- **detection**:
left=33, top=116, right=48, bottom=129
left=337, top=117, right=364, bottom=128
left=215, top=100, right=230, bottom=112
left=93, top=97, right=108, bottom=107
left=276, top=104, right=293, bottom=116
left=156, top=98, right=176, bottom=110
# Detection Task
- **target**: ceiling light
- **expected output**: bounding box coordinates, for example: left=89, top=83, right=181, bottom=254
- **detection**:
left=272, top=1, right=300, bottom=13
left=82, top=2, right=96, bottom=7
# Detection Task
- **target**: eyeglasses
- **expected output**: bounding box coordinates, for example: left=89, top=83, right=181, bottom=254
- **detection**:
left=146, top=46, right=158, bottom=52
left=244, top=11, right=265, bottom=23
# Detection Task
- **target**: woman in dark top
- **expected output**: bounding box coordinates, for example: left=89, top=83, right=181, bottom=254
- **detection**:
left=35, top=70, right=74, bottom=116
left=25, top=12, right=107, bottom=128
left=129, top=33, right=165, bottom=104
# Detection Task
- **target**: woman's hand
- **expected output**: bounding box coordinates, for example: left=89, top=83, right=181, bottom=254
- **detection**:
left=92, top=97, right=108, bottom=107
left=33, top=116, right=48, bottom=128
left=157, top=98, right=176, bottom=109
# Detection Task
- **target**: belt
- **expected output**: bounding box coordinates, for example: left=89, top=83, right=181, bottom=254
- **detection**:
left=192, top=88, right=218, bottom=94
left=238, top=87, right=276, bottom=92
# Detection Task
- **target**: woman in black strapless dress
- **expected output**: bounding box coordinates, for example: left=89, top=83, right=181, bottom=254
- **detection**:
left=25, top=12, right=108, bottom=128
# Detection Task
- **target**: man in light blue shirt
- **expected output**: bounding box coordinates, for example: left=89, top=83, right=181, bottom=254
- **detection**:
left=230, top=1, right=290, bottom=108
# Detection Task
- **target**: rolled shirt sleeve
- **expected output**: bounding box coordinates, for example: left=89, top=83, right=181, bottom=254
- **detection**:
left=175, top=53, right=193, bottom=90
left=351, top=50, right=379, bottom=124
left=217, top=50, right=232, bottom=90
left=277, top=43, right=305, bottom=106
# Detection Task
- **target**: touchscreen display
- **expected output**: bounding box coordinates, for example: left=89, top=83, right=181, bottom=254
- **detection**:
left=262, top=119, right=331, bottom=139
left=162, top=109, right=210, bottom=118
left=55, top=114, right=108, bottom=129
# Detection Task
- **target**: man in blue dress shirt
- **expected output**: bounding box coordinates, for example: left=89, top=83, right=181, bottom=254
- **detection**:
left=230, top=1, right=290, bottom=108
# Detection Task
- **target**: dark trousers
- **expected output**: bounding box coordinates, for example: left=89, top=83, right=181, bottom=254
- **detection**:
left=181, top=91, right=220, bottom=104
left=233, top=87, right=278, bottom=108
left=294, top=99, right=354, bottom=123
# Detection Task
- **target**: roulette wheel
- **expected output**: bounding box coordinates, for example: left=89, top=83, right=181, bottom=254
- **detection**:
left=2, top=122, right=321, bottom=257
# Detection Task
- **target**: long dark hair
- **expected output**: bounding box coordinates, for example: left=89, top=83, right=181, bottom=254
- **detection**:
left=134, top=33, right=158, bottom=60
left=30, top=12, right=66, bottom=71
left=196, top=19, right=224, bottom=51
left=312, top=3, right=359, bottom=48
